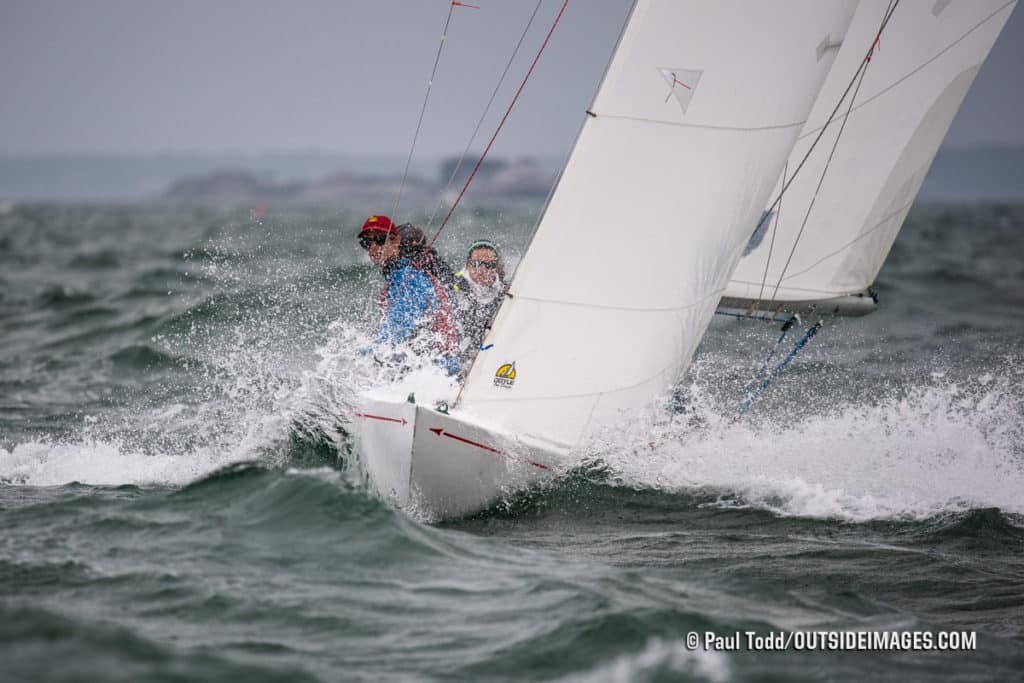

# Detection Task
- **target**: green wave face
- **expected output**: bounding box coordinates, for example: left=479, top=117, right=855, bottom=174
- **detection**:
left=1, top=201, right=1023, bottom=682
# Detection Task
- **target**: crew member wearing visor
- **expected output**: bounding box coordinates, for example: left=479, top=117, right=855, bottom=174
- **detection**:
left=357, top=215, right=459, bottom=375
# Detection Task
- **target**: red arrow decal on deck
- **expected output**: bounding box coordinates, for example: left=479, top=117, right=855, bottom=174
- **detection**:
left=355, top=412, right=407, bottom=426
left=428, top=428, right=550, bottom=470
left=429, top=427, right=500, bottom=453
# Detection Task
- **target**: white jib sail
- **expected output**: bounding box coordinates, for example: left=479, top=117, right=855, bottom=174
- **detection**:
left=453, top=0, right=858, bottom=451
left=725, top=0, right=1016, bottom=308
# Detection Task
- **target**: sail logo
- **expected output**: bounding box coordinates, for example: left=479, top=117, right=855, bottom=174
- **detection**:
left=493, top=362, right=516, bottom=389
left=657, top=67, right=702, bottom=115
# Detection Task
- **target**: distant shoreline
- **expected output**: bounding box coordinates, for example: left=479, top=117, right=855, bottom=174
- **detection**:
left=1, top=145, right=1021, bottom=203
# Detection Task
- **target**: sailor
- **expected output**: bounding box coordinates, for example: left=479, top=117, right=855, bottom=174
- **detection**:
left=396, top=222, right=459, bottom=292
left=357, top=215, right=459, bottom=375
left=453, top=239, right=505, bottom=368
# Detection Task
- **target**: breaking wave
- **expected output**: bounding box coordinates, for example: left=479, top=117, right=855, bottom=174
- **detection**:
left=591, top=361, right=1024, bottom=522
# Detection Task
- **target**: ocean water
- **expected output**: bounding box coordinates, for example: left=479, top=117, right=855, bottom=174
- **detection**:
left=1, top=201, right=1022, bottom=682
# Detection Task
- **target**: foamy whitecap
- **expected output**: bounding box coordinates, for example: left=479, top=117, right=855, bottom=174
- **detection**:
left=590, top=371, right=1024, bottom=522
left=0, top=439, right=247, bottom=487
left=565, top=636, right=730, bottom=683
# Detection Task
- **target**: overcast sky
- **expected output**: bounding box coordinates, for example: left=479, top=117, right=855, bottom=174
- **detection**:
left=1, top=0, right=1021, bottom=161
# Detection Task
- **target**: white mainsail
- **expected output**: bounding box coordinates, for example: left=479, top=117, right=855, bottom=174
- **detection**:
left=724, top=0, right=1016, bottom=311
left=454, top=0, right=858, bottom=450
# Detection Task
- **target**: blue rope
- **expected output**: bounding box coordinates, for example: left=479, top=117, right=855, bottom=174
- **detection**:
left=737, top=320, right=822, bottom=415
left=753, top=315, right=799, bottom=381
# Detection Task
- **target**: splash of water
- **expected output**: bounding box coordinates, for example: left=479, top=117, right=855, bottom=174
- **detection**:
left=0, top=438, right=241, bottom=487
left=590, top=363, right=1024, bottom=522
left=567, top=637, right=730, bottom=683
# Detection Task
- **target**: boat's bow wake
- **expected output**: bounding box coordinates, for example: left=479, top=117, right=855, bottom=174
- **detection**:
left=582, top=366, right=1024, bottom=522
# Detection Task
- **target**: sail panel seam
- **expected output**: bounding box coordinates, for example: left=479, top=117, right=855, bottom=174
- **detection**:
left=769, top=196, right=915, bottom=285
left=594, top=113, right=807, bottom=133
left=511, top=289, right=720, bottom=313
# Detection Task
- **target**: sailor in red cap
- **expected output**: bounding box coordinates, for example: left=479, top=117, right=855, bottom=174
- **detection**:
left=357, top=215, right=459, bottom=375
left=357, top=214, right=400, bottom=267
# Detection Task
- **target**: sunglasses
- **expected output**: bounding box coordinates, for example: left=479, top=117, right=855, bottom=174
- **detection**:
left=468, top=259, right=498, bottom=269
left=359, top=233, right=388, bottom=249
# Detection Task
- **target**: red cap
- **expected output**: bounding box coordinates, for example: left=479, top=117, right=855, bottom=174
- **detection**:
left=358, top=214, right=397, bottom=237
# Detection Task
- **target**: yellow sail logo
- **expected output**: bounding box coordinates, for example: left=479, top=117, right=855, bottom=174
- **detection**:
left=494, top=362, right=516, bottom=388
left=495, top=363, right=516, bottom=379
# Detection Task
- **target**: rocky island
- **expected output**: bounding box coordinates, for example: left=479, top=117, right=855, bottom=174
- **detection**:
left=159, top=157, right=557, bottom=206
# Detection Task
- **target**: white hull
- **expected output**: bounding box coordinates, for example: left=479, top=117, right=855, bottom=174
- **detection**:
left=353, top=394, right=561, bottom=519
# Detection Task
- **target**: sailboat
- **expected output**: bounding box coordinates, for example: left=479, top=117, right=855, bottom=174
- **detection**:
left=352, top=0, right=1014, bottom=520
left=723, top=0, right=1016, bottom=318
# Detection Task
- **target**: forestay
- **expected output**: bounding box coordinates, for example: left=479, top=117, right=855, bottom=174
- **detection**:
left=725, top=0, right=1016, bottom=309
left=455, top=0, right=858, bottom=450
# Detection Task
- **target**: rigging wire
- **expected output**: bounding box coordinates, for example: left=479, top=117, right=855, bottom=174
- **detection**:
left=760, top=0, right=899, bottom=303
left=767, top=43, right=872, bottom=302
left=497, top=0, right=637, bottom=300
left=425, top=0, right=570, bottom=252
left=424, top=0, right=546, bottom=237
left=750, top=0, right=1024, bottom=308
left=739, top=1, right=899, bottom=414
left=390, top=1, right=463, bottom=224
left=752, top=0, right=902, bottom=297
left=755, top=162, right=787, bottom=304
left=388, top=0, right=569, bottom=371
left=749, top=0, right=901, bottom=313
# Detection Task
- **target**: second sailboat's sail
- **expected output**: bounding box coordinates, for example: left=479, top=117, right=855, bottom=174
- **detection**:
left=724, top=0, right=1016, bottom=314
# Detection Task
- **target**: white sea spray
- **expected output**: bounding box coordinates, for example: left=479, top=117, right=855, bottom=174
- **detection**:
left=587, top=360, right=1024, bottom=521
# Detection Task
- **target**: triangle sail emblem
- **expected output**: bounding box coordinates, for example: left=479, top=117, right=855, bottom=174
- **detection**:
left=658, top=67, right=702, bottom=115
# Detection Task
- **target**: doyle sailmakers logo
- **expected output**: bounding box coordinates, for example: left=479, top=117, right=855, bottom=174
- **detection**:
left=494, top=362, right=516, bottom=389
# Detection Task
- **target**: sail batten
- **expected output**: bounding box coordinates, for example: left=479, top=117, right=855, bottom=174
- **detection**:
left=586, top=114, right=811, bottom=134
left=508, top=293, right=715, bottom=314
